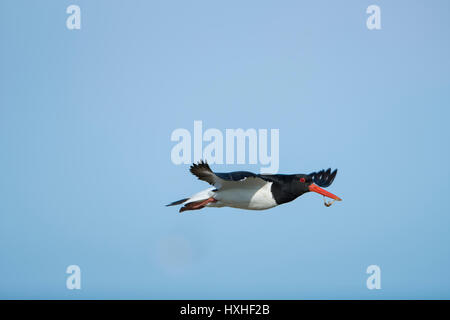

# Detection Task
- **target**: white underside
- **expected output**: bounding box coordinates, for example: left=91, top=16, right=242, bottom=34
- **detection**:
left=184, top=181, right=278, bottom=211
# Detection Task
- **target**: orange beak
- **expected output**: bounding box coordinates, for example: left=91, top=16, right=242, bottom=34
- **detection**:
left=309, top=184, right=342, bottom=201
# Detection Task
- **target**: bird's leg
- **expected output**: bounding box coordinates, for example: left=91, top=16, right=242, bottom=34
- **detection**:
left=323, top=196, right=336, bottom=207
left=179, top=197, right=217, bottom=213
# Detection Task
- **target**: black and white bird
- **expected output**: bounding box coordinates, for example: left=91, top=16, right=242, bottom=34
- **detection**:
left=167, top=160, right=342, bottom=212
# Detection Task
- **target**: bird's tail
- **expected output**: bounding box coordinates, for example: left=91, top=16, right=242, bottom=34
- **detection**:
left=166, top=197, right=216, bottom=213
left=166, top=188, right=217, bottom=213
left=166, top=198, right=189, bottom=207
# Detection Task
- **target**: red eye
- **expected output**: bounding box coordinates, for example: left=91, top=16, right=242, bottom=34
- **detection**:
left=300, top=178, right=306, bottom=183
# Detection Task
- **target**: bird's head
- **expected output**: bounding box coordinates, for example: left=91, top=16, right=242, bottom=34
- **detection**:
left=293, top=169, right=342, bottom=201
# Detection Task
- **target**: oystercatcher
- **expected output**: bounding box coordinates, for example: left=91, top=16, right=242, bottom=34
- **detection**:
left=167, top=160, right=342, bottom=212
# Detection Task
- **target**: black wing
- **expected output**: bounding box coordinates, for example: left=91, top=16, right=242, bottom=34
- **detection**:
left=214, top=171, right=259, bottom=181
left=189, top=160, right=218, bottom=186
left=189, top=160, right=268, bottom=189
left=309, top=168, right=338, bottom=188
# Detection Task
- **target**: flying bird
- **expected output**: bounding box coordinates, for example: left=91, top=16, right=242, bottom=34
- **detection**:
left=167, top=160, right=342, bottom=212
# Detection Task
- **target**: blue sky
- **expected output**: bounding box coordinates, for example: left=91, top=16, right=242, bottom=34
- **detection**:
left=1, top=0, right=450, bottom=299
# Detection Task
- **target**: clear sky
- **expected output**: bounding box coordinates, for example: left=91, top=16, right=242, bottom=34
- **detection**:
left=1, top=0, right=450, bottom=299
